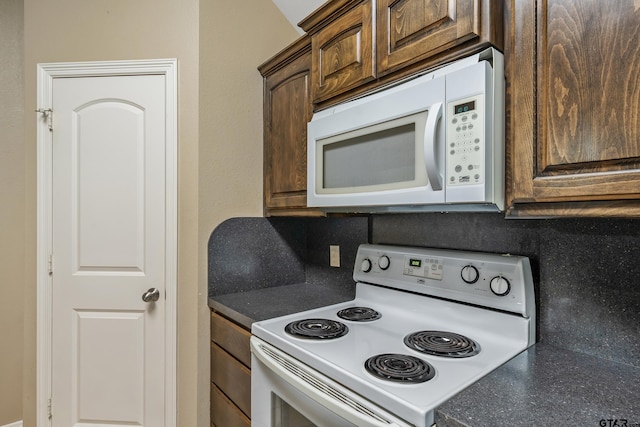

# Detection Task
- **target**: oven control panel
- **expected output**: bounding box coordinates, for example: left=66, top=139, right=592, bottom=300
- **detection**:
left=353, top=244, right=534, bottom=318
left=403, top=256, right=444, bottom=280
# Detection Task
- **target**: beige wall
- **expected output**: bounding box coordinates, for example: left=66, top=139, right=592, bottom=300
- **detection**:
left=17, top=0, right=298, bottom=426
left=0, top=0, right=25, bottom=424
left=197, top=3, right=297, bottom=426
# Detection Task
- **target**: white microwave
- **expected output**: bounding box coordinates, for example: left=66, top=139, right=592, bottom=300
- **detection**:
left=307, top=48, right=504, bottom=212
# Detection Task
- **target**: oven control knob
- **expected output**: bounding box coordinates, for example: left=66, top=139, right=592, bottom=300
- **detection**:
left=490, top=276, right=511, bottom=296
left=378, top=255, right=390, bottom=270
left=361, top=258, right=372, bottom=273
left=461, top=265, right=479, bottom=284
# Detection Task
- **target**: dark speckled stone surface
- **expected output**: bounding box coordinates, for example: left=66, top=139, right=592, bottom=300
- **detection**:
left=371, top=212, right=541, bottom=258
left=537, top=218, right=640, bottom=368
left=436, top=343, right=640, bottom=427
left=208, top=216, right=368, bottom=328
left=208, top=283, right=355, bottom=330
left=208, top=217, right=307, bottom=296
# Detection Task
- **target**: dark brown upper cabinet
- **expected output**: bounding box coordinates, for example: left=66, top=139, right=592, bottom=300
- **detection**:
left=506, top=0, right=640, bottom=217
left=259, top=37, right=324, bottom=217
left=311, top=0, right=375, bottom=104
left=378, top=0, right=483, bottom=75
left=301, top=0, right=503, bottom=106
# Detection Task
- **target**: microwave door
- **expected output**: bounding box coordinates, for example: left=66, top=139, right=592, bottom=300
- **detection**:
left=308, top=76, right=447, bottom=208
left=313, top=110, right=445, bottom=207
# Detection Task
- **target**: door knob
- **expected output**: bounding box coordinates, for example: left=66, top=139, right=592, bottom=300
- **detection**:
left=142, top=288, right=160, bottom=303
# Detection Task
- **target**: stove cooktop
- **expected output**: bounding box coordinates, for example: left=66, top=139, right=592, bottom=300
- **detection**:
left=251, top=244, right=536, bottom=426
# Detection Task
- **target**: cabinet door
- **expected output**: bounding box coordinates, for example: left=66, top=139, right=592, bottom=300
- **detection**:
left=311, top=0, right=375, bottom=103
left=262, top=39, right=317, bottom=215
left=507, top=1, right=640, bottom=216
left=377, top=0, right=481, bottom=75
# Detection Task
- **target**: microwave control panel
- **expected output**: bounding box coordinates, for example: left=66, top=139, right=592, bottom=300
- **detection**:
left=446, top=94, right=484, bottom=186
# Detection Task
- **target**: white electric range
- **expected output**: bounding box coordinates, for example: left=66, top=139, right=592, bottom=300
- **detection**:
left=251, top=244, right=535, bottom=427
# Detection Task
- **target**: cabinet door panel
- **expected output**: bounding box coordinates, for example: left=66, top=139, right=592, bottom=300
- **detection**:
left=269, top=72, right=309, bottom=196
left=507, top=0, right=640, bottom=216
left=377, top=0, right=478, bottom=75
left=542, top=0, right=640, bottom=168
left=263, top=44, right=314, bottom=212
left=312, top=0, right=375, bottom=102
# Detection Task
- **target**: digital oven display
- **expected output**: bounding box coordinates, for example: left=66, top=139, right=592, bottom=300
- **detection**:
left=454, top=100, right=476, bottom=114
left=404, top=256, right=443, bottom=280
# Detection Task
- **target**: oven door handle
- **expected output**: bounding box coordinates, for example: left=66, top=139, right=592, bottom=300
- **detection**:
left=251, top=337, right=408, bottom=427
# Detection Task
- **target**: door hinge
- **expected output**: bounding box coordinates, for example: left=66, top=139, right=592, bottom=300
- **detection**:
left=47, top=398, right=52, bottom=419
left=36, top=108, right=53, bottom=131
left=48, top=254, right=53, bottom=275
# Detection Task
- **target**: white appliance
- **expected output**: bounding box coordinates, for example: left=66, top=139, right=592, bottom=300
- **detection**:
left=307, top=48, right=504, bottom=212
left=251, top=244, right=536, bottom=427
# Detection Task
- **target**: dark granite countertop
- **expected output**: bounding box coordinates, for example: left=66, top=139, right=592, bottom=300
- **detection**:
left=209, top=279, right=640, bottom=427
left=435, top=342, right=640, bottom=427
left=208, top=282, right=355, bottom=329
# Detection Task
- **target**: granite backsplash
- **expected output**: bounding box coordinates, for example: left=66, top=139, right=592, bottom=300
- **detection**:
left=208, top=213, right=640, bottom=368
left=208, top=216, right=369, bottom=297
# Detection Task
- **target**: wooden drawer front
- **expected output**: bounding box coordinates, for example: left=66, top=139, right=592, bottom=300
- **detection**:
left=377, top=0, right=478, bottom=75
left=210, top=311, right=251, bottom=367
left=312, top=0, right=375, bottom=103
left=211, top=342, right=251, bottom=417
left=211, top=383, right=250, bottom=427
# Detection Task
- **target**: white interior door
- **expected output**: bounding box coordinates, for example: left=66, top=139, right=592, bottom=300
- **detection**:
left=45, top=68, right=174, bottom=426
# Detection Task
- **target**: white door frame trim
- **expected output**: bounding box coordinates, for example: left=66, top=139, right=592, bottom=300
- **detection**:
left=36, top=59, right=178, bottom=427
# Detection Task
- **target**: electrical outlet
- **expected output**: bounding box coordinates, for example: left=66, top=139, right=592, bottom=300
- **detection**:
left=330, top=245, right=340, bottom=267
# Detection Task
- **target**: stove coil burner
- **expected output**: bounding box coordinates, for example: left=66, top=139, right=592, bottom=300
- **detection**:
left=364, top=354, right=435, bottom=383
left=404, top=331, right=480, bottom=358
left=337, top=307, right=381, bottom=322
left=284, top=319, right=349, bottom=339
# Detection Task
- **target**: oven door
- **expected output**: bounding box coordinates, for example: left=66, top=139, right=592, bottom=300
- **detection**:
left=251, top=337, right=412, bottom=427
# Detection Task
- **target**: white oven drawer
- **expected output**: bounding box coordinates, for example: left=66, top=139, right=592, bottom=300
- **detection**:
left=251, top=336, right=413, bottom=427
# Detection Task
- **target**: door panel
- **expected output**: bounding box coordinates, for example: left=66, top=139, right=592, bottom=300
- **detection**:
left=74, top=101, right=146, bottom=272
left=75, top=310, right=145, bottom=423
left=52, top=74, right=166, bottom=426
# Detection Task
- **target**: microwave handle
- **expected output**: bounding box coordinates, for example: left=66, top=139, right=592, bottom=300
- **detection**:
left=251, top=337, right=407, bottom=427
left=424, top=102, right=443, bottom=191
